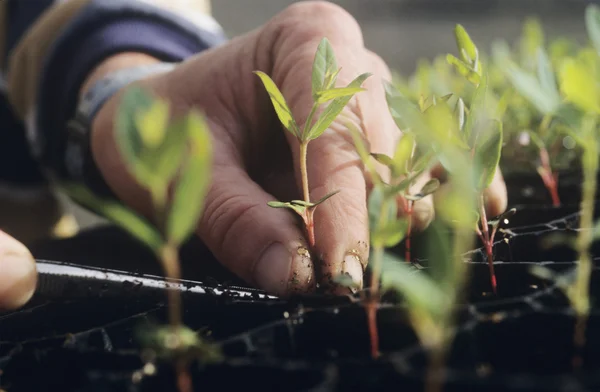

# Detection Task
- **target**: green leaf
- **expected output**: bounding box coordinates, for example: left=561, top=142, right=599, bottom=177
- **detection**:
left=416, top=178, right=440, bottom=198
left=312, top=38, right=338, bottom=98
left=380, top=251, right=448, bottom=317
left=454, top=24, right=479, bottom=66
left=488, top=208, right=517, bottom=229
left=134, top=98, right=170, bottom=149
left=310, top=190, right=341, bottom=208
left=586, top=4, right=600, bottom=56
left=332, top=273, right=361, bottom=290
left=373, top=219, right=409, bottom=248
left=64, top=184, right=162, bottom=251
left=520, top=18, right=545, bottom=65
left=267, top=201, right=306, bottom=216
left=316, top=87, right=366, bottom=104
left=115, top=86, right=154, bottom=183
left=536, top=48, right=560, bottom=106
left=446, top=54, right=481, bottom=85
left=307, top=72, right=371, bottom=140
left=464, top=73, right=489, bottom=147
left=368, top=184, right=397, bottom=239
left=504, top=64, right=557, bottom=115
left=393, top=133, right=416, bottom=176
left=371, top=153, right=395, bottom=168
left=148, top=118, right=189, bottom=185
left=474, top=120, right=503, bottom=190
left=254, top=71, right=300, bottom=138
left=411, top=150, right=434, bottom=174
left=166, top=112, right=213, bottom=246
left=559, top=58, right=600, bottom=114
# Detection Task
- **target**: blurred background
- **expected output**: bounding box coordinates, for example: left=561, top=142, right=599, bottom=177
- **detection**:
left=212, top=0, right=596, bottom=74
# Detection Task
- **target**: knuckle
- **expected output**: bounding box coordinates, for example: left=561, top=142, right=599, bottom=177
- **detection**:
left=202, top=190, right=261, bottom=257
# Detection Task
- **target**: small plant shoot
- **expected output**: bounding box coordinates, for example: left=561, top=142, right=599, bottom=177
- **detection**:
left=63, top=87, right=217, bottom=392
left=255, top=38, right=371, bottom=250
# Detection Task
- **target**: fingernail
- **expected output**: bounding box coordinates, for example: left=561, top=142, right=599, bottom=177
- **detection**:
left=342, top=252, right=363, bottom=291
left=0, top=243, right=37, bottom=310
left=254, top=242, right=292, bottom=295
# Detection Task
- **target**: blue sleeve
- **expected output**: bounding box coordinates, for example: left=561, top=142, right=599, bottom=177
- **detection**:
left=35, top=0, right=227, bottom=183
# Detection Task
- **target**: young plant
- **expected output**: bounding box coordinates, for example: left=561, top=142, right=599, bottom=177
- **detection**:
left=445, top=25, right=505, bottom=294
left=493, top=30, right=564, bottom=206
left=529, top=4, right=600, bottom=368
left=359, top=83, right=479, bottom=392
left=370, top=104, right=440, bottom=263
left=254, top=38, right=371, bottom=248
left=63, top=87, right=217, bottom=392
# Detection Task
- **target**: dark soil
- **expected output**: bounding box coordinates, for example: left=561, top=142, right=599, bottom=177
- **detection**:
left=1, top=171, right=599, bottom=392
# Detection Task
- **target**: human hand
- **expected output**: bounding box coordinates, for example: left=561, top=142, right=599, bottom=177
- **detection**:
left=89, top=1, right=507, bottom=296
left=0, top=230, right=37, bottom=311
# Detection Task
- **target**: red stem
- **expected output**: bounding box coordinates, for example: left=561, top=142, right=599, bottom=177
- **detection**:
left=479, top=196, right=497, bottom=294
left=538, top=148, right=560, bottom=207
left=306, top=210, right=316, bottom=248
left=367, top=300, right=379, bottom=358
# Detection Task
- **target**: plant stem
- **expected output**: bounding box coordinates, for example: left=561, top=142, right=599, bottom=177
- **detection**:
left=368, top=245, right=384, bottom=359
left=425, top=347, right=447, bottom=392
left=538, top=148, right=561, bottom=207
left=160, top=244, right=183, bottom=327
left=403, top=199, right=414, bottom=263
left=479, top=195, right=497, bottom=294
left=299, top=141, right=316, bottom=248
left=572, top=142, right=598, bottom=369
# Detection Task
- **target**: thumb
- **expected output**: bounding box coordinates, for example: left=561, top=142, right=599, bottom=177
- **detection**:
left=0, top=230, right=37, bottom=311
left=197, top=164, right=315, bottom=296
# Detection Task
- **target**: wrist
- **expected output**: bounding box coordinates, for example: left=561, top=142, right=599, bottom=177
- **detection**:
left=80, top=53, right=162, bottom=99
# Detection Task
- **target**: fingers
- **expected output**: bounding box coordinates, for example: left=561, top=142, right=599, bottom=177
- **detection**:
left=0, top=230, right=37, bottom=311
left=262, top=2, right=401, bottom=292
left=403, top=172, right=436, bottom=232
left=431, top=163, right=508, bottom=218
left=197, top=160, right=315, bottom=296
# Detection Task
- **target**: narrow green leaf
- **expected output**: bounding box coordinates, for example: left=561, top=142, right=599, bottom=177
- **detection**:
left=586, top=4, right=600, bottom=56
left=488, top=208, right=517, bottom=229
left=267, top=201, right=306, bottom=216
left=166, top=112, right=213, bottom=246
left=411, top=150, right=434, bottom=174
left=464, top=73, right=489, bottom=147
left=307, top=72, right=371, bottom=140
left=373, top=219, right=409, bottom=248
left=332, top=273, right=360, bottom=290
left=254, top=71, right=300, bottom=138
left=446, top=54, right=481, bottom=85
left=558, top=58, right=600, bottom=114
left=115, top=86, right=153, bottom=181
left=504, top=64, right=556, bottom=114
left=134, top=98, right=170, bottom=149
left=316, top=87, right=366, bottom=103
left=368, top=184, right=397, bottom=238
left=536, top=48, right=560, bottom=106
left=64, top=184, right=162, bottom=251
left=474, top=120, right=503, bottom=190
left=371, top=153, right=395, bottom=168
left=519, top=18, right=545, bottom=65
left=310, top=190, right=341, bottom=208
left=393, top=133, right=416, bottom=176
left=312, top=38, right=338, bottom=98
left=454, top=24, right=479, bottom=66
left=404, top=179, right=439, bottom=201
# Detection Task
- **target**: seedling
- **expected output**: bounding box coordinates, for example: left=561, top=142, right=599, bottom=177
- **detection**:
left=359, top=78, right=479, bottom=391
left=370, top=99, right=441, bottom=263
left=444, top=25, right=505, bottom=294
left=254, top=38, right=371, bottom=248
left=527, top=4, right=600, bottom=369
left=493, top=26, right=564, bottom=206
left=63, top=87, right=217, bottom=392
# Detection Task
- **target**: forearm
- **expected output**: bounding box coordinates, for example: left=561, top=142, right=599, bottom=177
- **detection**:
left=3, top=0, right=224, bottom=193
